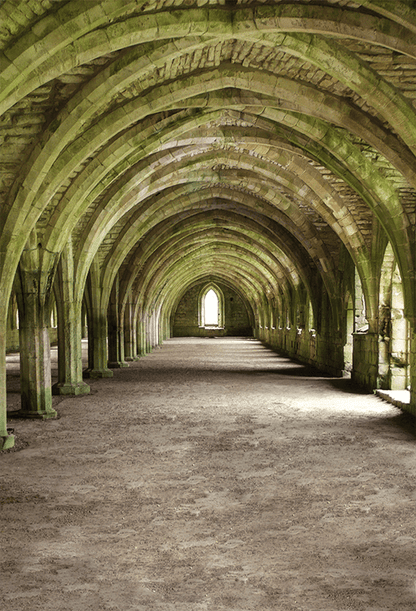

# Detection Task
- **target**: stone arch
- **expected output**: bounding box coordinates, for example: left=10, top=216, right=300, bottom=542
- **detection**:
left=2, top=4, right=415, bottom=339
left=4, top=1, right=416, bottom=445
left=106, top=207, right=318, bottom=328
left=4, top=4, right=416, bottom=117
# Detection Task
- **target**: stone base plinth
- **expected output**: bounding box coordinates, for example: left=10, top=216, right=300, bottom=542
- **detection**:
left=0, top=434, right=15, bottom=450
left=52, top=382, right=91, bottom=396
left=84, top=369, right=114, bottom=379
left=14, top=408, right=57, bottom=420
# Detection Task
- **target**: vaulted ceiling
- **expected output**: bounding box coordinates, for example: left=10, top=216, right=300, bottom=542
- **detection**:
left=1, top=0, right=416, bottom=323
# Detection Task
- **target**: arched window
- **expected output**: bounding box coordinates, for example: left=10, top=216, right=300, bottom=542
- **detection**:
left=199, top=284, right=224, bottom=329
left=204, top=289, right=219, bottom=326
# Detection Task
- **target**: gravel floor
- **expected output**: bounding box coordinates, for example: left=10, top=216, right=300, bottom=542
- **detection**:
left=2, top=336, right=416, bottom=611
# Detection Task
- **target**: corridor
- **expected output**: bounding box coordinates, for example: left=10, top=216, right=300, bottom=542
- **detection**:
left=2, top=337, right=416, bottom=610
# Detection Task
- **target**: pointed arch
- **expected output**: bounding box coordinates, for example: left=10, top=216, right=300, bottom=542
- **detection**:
left=199, top=283, right=225, bottom=329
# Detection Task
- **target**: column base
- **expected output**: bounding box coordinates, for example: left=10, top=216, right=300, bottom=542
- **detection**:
left=125, top=357, right=135, bottom=362
left=85, top=368, right=114, bottom=379
left=13, top=408, right=58, bottom=420
left=52, top=381, right=91, bottom=396
left=1, top=434, right=15, bottom=450
left=107, top=361, right=129, bottom=368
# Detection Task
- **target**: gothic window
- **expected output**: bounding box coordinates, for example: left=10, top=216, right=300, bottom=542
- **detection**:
left=199, top=284, right=224, bottom=328
left=204, top=289, right=219, bottom=326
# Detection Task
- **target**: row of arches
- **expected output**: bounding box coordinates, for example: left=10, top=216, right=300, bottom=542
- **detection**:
left=6, top=230, right=408, bottom=374
left=6, top=243, right=409, bottom=384
left=2, top=1, right=416, bottom=451
left=2, top=225, right=411, bottom=440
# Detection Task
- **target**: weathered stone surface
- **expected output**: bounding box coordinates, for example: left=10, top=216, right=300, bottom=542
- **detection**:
left=2, top=1, right=416, bottom=444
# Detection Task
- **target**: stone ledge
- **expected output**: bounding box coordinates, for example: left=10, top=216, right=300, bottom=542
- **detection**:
left=376, top=389, right=411, bottom=412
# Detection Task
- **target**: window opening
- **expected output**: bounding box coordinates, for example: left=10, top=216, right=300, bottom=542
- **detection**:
left=198, top=283, right=225, bottom=329
left=204, top=289, right=219, bottom=326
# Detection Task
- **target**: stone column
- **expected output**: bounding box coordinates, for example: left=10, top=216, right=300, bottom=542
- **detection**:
left=81, top=301, right=88, bottom=338
left=145, top=313, right=152, bottom=353
left=123, top=293, right=137, bottom=361
left=7, top=292, right=18, bottom=330
left=154, top=308, right=161, bottom=347
left=331, top=329, right=345, bottom=377
left=88, top=313, right=113, bottom=378
left=107, top=275, right=128, bottom=368
left=14, top=234, right=57, bottom=418
left=159, top=308, right=169, bottom=343
left=53, top=242, right=90, bottom=396
left=0, top=319, right=14, bottom=450
left=136, top=309, right=146, bottom=357
left=408, top=322, right=416, bottom=416
left=85, top=271, right=113, bottom=379
left=390, top=306, right=408, bottom=391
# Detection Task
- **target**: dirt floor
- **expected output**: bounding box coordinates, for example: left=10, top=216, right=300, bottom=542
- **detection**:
left=2, top=336, right=416, bottom=611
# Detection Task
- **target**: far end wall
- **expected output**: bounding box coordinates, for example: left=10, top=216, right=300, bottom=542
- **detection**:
left=172, top=283, right=252, bottom=337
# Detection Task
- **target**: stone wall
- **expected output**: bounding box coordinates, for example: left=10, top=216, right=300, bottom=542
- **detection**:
left=264, top=327, right=344, bottom=377
left=173, top=283, right=252, bottom=337
left=351, top=332, right=379, bottom=391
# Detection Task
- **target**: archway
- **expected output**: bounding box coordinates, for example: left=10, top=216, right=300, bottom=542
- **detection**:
left=204, top=289, right=219, bottom=326
left=199, top=284, right=225, bottom=330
